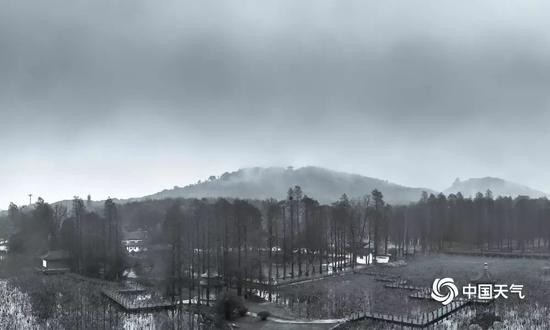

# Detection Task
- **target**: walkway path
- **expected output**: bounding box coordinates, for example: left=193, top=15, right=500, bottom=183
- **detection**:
left=331, top=299, right=493, bottom=329
left=248, top=312, right=345, bottom=324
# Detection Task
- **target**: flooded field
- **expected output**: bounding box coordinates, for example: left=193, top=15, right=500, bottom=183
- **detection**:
left=3, top=254, right=550, bottom=329
left=0, top=277, right=207, bottom=329
left=258, top=254, right=550, bottom=329
left=0, top=255, right=210, bottom=330
left=275, top=274, right=440, bottom=319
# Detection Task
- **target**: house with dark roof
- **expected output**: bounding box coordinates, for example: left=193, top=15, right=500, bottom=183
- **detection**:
left=38, top=250, right=71, bottom=274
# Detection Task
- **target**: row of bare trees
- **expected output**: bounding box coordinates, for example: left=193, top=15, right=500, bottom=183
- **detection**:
left=157, top=188, right=391, bottom=304
left=158, top=188, right=550, bottom=304
left=5, top=187, right=550, bottom=302
left=6, top=197, right=124, bottom=279
left=395, top=191, right=550, bottom=253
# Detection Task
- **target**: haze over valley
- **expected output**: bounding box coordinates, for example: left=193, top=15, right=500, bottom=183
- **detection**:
left=3, top=1, right=550, bottom=329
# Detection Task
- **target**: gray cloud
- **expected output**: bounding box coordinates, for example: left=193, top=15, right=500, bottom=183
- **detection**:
left=2, top=0, right=550, bottom=206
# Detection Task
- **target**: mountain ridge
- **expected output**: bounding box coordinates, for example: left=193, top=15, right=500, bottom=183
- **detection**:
left=3, top=167, right=549, bottom=212
left=444, top=176, right=548, bottom=199
left=142, top=166, right=434, bottom=204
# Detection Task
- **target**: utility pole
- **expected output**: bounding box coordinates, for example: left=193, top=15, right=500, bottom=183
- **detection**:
left=28, top=194, right=32, bottom=206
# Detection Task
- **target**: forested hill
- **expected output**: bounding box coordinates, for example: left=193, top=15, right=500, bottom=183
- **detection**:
left=142, top=166, right=433, bottom=204
left=4, top=169, right=548, bottom=214
left=1, top=166, right=426, bottom=214
left=444, top=177, right=548, bottom=199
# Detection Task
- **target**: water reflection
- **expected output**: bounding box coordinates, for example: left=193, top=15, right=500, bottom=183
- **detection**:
left=248, top=275, right=439, bottom=320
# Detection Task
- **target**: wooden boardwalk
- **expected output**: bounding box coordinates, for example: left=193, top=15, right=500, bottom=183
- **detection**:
left=443, top=249, right=550, bottom=259
left=333, top=273, right=495, bottom=329
left=360, top=271, right=397, bottom=277
left=102, top=288, right=175, bottom=312
left=332, top=299, right=474, bottom=329
left=383, top=282, right=426, bottom=291
left=409, top=289, right=433, bottom=300
left=241, top=267, right=367, bottom=290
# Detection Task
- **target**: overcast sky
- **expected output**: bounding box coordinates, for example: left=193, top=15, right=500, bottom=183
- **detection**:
left=2, top=0, right=550, bottom=208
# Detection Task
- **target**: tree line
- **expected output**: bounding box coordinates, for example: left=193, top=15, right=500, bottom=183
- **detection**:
left=6, top=197, right=123, bottom=279
left=4, top=187, right=550, bottom=302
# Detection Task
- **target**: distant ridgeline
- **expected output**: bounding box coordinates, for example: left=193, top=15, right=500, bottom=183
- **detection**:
left=445, top=177, right=548, bottom=199
left=139, top=167, right=548, bottom=204
left=2, top=167, right=548, bottom=215
left=143, top=166, right=433, bottom=204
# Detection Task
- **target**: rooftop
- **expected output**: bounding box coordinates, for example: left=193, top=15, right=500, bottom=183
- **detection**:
left=122, top=229, right=149, bottom=241
left=41, top=250, right=71, bottom=261
left=472, top=262, right=494, bottom=284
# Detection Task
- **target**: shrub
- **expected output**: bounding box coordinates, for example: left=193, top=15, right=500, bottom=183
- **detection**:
left=215, top=292, right=248, bottom=321
left=258, top=311, right=270, bottom=321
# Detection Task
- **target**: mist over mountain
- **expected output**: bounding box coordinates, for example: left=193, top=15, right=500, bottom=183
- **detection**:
left=143, top=166, right=432, bottom=204
left=3, top=168, right=549, bottom=214
left=444, top=177, right=549, bottom=199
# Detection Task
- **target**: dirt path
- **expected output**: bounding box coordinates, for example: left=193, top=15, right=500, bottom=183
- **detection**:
left=234, top=300, right=345, bottom=330
left=247, top=311, right=345, bottom=324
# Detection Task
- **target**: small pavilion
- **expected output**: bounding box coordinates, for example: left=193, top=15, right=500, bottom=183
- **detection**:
left=470, top=262, right=499, bottom=328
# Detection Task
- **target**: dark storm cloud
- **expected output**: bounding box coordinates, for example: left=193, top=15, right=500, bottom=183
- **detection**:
left=2, top=0, right=550, bottom=206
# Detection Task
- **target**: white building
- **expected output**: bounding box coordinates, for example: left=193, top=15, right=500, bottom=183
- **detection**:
left=121, top=230, right=149, bottom=254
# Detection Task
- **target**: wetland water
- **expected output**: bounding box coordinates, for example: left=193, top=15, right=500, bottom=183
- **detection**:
left=2, top=254, right=550, bottom=329
left=254, top=254, right=550, bottom=329
left=0, top=255, right=208, bottom=329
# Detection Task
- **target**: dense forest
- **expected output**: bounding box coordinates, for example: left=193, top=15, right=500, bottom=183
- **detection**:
left=2, top=187, right=550, bottom=303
